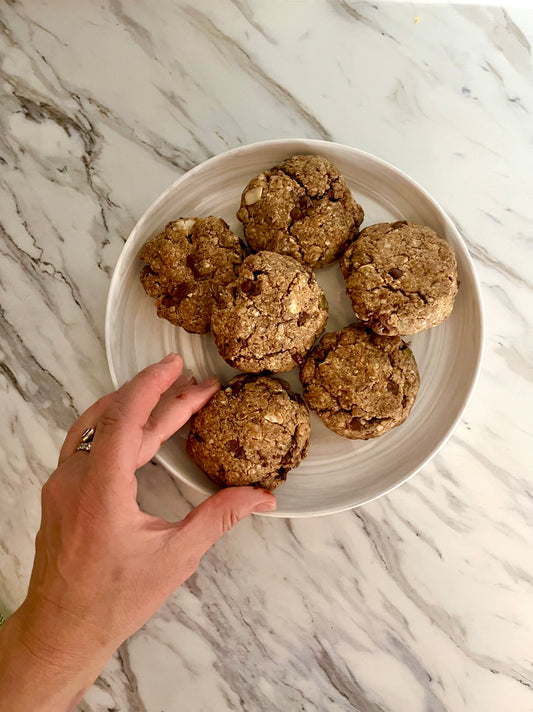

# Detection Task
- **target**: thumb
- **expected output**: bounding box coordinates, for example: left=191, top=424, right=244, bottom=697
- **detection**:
left=176, top=487, right=277, bottom=561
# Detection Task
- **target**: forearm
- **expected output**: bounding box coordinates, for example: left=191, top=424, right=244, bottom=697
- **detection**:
left=0, top=604, right=115, bottom=712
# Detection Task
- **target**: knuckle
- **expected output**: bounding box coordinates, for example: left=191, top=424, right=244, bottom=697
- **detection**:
left=99, top=401, right=129, bottom=430
left=221, top=508, right=241, bottom=534
left=41, top=476, right=58, bottom=506
left=94, top=394, right=112, bottom=411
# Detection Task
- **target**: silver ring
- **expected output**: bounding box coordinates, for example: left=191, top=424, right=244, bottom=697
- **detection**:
left=77, top=427, right=95, bottom=452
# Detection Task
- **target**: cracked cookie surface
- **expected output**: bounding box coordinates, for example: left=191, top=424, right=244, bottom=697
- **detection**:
left=340, top=220, right=458, bottom=335
left=187, top=374, right=310, bottom=490
left=139, top=216, right=246, bottom=334
left=300, top=324, right=419, bottom=439
left=237, top=154, right=364, bottom=269
left=211, top=251, right=328, bottom=373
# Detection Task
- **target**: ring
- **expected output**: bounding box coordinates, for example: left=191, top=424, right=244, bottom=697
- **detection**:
left=77, top=427, right=96, bottom=452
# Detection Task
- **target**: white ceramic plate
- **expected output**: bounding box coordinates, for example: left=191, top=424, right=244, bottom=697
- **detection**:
left=105, top=139, right=484, bottom=518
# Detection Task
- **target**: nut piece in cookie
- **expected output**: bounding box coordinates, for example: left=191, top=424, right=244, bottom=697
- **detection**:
left=237, top=154, right=364, bottom=269
left=211, top=251, right=329, bottom=373
left=340, top=220, right=458, bottom=335
left=139, top=216, right=246, bottom=334
left=186, top=374, right=310, bottom=490
left=300, top=324, right=419, bottom=439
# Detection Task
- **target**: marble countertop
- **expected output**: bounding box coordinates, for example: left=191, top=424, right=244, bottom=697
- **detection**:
left=1, top=2, right=532, bottom=710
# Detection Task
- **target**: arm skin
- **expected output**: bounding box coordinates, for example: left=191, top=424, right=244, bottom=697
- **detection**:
left=0, top=354, right=276, bottom=711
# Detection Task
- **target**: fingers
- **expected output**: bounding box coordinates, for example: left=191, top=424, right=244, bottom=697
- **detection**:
left=138, top=376, right=220, bottom=467
left=88, top=354, right=185, bottom=480
left=173, top=487, right=277, bottom=564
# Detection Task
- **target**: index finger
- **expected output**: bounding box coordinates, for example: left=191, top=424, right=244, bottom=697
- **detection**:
left=89, top=353, right=184, bottom=482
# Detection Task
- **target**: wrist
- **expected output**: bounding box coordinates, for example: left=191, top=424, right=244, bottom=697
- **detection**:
left=0, top=601, right=116, bottom=712
left=17, top=594, right=119, bottom=677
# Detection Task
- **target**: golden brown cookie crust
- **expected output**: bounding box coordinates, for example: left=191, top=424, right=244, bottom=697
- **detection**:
left=300, top=324, right=420, bottom=439
left=187, top=374, right=310, bottom=490
left=237, top=154, right=364, bottom=269
left=211, top=251, right=328, bottom=373
left=340, top=220, right=458, bottom=335
left=139, top=216, right=245, bottom=334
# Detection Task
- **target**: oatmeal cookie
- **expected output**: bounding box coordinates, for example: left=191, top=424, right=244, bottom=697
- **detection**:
left=237, top=154, right=364, bottom=269
left=300, top=324, right=419, bottom=439
left=187, top=374, right=310, bottom=490
left=139, top=216, right=246, bottom=334
left=340, top=220, right=458, bottom=335
left=211, top=251, right=328, bottom=373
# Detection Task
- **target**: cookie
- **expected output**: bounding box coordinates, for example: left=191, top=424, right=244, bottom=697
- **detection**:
left=300, top=324, right=419, bottom=439
left=340, top=220, right=458, bottom=335
left=187, top=374, right=310, bottom=490
left=211, top=251, right=328, bottom=373
left=139, top=216, right=246, bottom=334
left=237, top=154, right=364, bottom=269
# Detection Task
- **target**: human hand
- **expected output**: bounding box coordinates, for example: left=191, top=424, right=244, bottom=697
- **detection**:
left=0, top=354, right=276, bottom=711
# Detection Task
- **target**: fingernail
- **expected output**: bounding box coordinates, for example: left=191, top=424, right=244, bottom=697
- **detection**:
left=200, top=376, right=220, bottom=388
left=161, top=353, right=178, bottom=364
left=252, top=498, right=277, bottom=513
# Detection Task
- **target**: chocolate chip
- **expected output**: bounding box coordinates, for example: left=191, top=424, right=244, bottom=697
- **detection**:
left=387, top=381, right=400, bottom=395
left=299, top=195, right=313, bottom=211
left=231, top=374, right=256, bottom=394
left=369, top=318, right=393, bottom=336
left=186, top=254, right=203, bottom=278
left=280, top=452, right=293, bottom=466
left=290, top=195, right=313, bottom=221
left=350, top=418, right=363, bottom=431
left=142, top=265, right=155, bottom=277
left=290, top=206, right=305, bottom=221
left=391, top=220, right=408, bottom=229
left=297, top=311, right=310, bottom=327
left=313, top=348, right=327, bottom=361
left=291, top=352, right=305, bottom=367
left=226, top=439, right=239, bottom=452
left=234, top=446, right=245, bottom=458
left=175, top=282, right=192, bottom=299
left=161, top=295, right=174, bottom=308
left=389, top=268, right=404, bottom=279
left=277, top=467, right=288, bottom=480
left=241, top=279, right=254, bottom=293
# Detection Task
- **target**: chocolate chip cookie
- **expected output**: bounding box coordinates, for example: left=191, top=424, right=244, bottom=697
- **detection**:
left=211, top=251, right=328, bottom=373
left=237, top=154, right=364, bottom=269
left=187, top=374, right=310, bottom=490
left=139, top=216, right=246, bottom=334
left=300, top=324, right=419, bottom=439
left=340, top=220, right=458, bottom=335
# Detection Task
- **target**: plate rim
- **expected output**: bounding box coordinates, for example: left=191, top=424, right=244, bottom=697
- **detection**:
left=105, top=138, right=485, bottom=518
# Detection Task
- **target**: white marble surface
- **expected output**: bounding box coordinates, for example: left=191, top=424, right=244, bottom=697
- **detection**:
left=1, top=2, right=532, bottom=710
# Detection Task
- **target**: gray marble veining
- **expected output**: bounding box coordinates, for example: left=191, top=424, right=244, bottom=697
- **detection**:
left=1, top=2, right=532, bottom=710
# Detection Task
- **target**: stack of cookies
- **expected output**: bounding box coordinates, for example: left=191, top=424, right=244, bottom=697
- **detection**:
left=139, top=154, right=458, bottom=491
